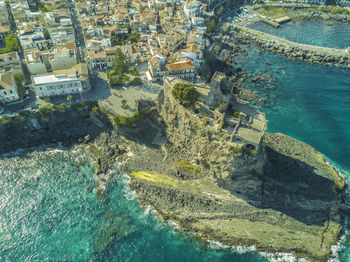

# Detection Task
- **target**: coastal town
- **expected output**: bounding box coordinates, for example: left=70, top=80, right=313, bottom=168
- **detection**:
left=1, top=0, right=348, bottom=150
left=0, top=0, right=350, bottom=261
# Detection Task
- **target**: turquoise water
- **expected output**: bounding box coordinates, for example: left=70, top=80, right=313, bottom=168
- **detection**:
left=250, top=19, right=350, bottom=49
left=0, top=149, right=268, bottom=261
left=236, top=47, right=350, bottom=173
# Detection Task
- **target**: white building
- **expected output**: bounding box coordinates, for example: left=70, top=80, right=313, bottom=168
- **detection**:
left=0, top=72, right=19, bottom=103
left=33, top=74, right=83, bottom=98
left=184, top=1, right=203, bottom=17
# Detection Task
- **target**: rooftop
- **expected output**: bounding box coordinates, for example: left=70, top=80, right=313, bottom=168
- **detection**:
left=33, top=74, right=78, bottom=85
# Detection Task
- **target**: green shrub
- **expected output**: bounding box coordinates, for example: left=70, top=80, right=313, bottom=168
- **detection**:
left=0, top=34, right=19, bottom=54
left=172, top=83, right=198, bottom=108
left=216, top=102, right=226, bottom=110
left=112, top=110, right=142, bottom=127
left=130, top=66, right=139, bottom=76
left=122, top=75, right=130, bottom=82
left=129, top=77, right=142, bottom=86
left=232, top=109, right=240, bottom=118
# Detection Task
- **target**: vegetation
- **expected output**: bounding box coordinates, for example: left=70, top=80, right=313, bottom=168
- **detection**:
left=43, top=29, right=50, bottom=40
left=112, top=110, right=142, bottom=127
left=174, top=160, right=201, bottom=175
left=256, top=6, right=288, bottom=18
left=216, top=102, right=226, bottom=110
left=112, top=32, right=139, bottom=46
left=172, top=83, right=198, bottom=108
left=130, top=66, right=139, bottom=76
left=0, top=34, right=19, bottom=54
left=230, top=145, right=258, bottom=158
left=122, top=75, right=130, bottom=82
left=324, top=6, right=349, bottom=14
left=113, top=49, right=129, bottom=76
left=38, top=2, right=49, bottom=12
left=108, top=49, right=130, bottom=88
left=204, top=18, right=216, bottom=33
left=14, top=73, right=25, bottom=99
left=129, top=77, right=142, bottom=86
left=92, top=105, right=143, bottom=128
left=232, top=109, right=240, bottom=118
left=130, top=171, right=179, bottom=187
left=66, top=95, right=73, bottom=104
left=121, top=99, right=127, bottom=108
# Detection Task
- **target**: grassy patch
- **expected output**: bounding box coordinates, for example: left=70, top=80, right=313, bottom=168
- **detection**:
left=174, top=160, right=201, bottom=175
left=256, top=6, right=288, bottom=18
left=130, top=171, right=179, bottom=187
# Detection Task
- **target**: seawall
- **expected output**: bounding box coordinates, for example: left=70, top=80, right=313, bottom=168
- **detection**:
left=235, top=25, right=350, bottom=67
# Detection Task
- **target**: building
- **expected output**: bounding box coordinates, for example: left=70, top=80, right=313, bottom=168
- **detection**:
left=33, top=63, right=90, bottom=97
left=184, top=1, right=203, bottom=17
left=147, top=56, right=196, bottom=82
left=0, top=72, right=19, bottom=103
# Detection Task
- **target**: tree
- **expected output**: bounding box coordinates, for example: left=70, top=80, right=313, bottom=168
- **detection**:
left=0, top=34, right=19, bottom=54
left=121, top=99, right=127, bottom=108
left=14, top=73, right=25, bottom=98
left=204, top=19, right=216, bottom=34
left=172, top=83, right=198, bottom=108
left=44, top=97, right=50, bottom=103
left=66, top=95, right=72, bottom=104
left=113, top=49, right=129, bottom=76
left=43, top=29, right=50, bottom=40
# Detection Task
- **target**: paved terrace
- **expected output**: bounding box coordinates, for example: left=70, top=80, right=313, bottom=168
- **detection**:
left=234, top=24, right=350, bottom=66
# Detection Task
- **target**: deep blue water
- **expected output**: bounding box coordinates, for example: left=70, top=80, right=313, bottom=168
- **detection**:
left=250, top=19, right=350, bottom=49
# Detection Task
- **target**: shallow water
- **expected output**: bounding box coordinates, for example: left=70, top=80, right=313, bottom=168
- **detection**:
left=250, top=19, right=350, bottom=49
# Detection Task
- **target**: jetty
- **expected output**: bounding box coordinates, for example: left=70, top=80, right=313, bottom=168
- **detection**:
left=234, top=25, right=350, bottom=66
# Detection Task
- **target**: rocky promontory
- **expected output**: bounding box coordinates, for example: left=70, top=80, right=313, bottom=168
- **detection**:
left=105, top=97, right=347, bottom=262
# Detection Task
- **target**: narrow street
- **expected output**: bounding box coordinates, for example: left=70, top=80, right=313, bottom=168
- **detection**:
left=67, top=0, right=86, bottom=63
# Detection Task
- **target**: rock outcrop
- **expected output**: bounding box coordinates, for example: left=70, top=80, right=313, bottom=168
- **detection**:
left=117, top=97, right=347, bottom=262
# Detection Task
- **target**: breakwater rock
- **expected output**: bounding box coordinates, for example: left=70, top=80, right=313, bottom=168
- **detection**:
left=236, top=25, right=350, bottom=67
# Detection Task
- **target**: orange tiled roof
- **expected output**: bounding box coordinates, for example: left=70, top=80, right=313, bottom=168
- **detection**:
left=165, top=61, right=195, bottom=71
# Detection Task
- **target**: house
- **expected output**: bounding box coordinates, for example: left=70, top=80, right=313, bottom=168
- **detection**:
left=147, top=56, right=196, bottom=82
left=184, top=1, right=203, bottom=17
left=0, top=72, right=19, bottom=103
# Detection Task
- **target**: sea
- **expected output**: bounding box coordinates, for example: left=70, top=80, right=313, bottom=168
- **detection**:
left=0, top=20, right=350, bottom=261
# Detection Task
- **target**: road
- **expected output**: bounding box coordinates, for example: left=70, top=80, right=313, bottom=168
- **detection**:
left=67, top=0, right=86, bottom=63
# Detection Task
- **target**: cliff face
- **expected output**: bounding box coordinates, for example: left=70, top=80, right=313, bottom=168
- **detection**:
left=118, top=97, right=346, bottom=262
left=0, top=103, right=105, bottom=154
